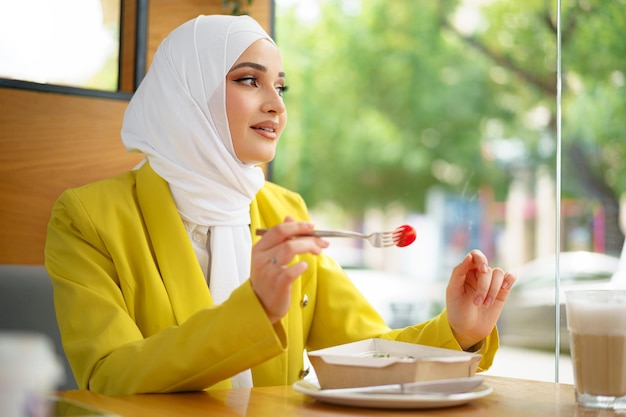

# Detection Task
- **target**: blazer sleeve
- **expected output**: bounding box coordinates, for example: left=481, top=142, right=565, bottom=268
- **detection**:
left=255, top=182, right=498, bottom=372
left=45, top=185, right=287, bottom=395
left=304, top=252, right=498, bottom=371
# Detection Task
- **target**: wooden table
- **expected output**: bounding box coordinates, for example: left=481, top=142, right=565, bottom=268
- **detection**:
left=57, top=376, right=620, bottom=417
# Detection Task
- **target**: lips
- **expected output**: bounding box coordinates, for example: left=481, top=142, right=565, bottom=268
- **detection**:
left=253, top=126, right=275, bottom=133
left=251, top=121, right=278, bottom=132
left=251, top=121, right=279, bottom=138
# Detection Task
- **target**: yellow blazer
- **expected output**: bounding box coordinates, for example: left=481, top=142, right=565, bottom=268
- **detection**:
left=45, top=163, right=498, bottom=395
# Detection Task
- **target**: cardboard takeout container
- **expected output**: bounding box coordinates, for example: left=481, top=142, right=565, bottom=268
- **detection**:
left=307, top=338, right=481, bottom=389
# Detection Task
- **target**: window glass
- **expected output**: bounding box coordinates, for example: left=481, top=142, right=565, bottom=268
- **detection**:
left=275, top=0, right=625, bottom=382
left=0, top=0, right=121, bottom=91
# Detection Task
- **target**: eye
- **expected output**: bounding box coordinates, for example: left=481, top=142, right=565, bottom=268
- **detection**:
left=234, top=76, right=258, bottom=87
left=276, top=85, right=289, bottom=97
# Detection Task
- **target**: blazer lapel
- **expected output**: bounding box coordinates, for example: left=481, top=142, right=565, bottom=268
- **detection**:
left=136, top=163, right=214, bottom=323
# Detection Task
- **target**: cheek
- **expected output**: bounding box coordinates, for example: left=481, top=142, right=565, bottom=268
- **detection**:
left=225, top=86, right=249, bottom=121
left=226, top=99, right=248, bottom=137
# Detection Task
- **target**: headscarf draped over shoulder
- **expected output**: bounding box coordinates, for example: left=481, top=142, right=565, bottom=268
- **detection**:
left=121, top=16, right=277, bottom=322
left=122, top=14, right=274, bottom=226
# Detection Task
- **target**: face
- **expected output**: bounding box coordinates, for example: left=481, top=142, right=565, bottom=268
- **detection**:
left=226, top=39, right=288, bottom=165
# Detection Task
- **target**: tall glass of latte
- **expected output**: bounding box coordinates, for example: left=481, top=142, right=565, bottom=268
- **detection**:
left=565, top=290, right=626, bottom=410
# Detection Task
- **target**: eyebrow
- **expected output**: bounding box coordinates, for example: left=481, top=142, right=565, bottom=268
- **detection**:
left=229, top=62, right=285, bottom=78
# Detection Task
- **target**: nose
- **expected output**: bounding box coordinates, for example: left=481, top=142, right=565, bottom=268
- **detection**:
left=262, top=89, right=286, bottom=115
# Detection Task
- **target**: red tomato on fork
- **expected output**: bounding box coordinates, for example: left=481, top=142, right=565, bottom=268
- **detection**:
left=394, top=225, right=416, bottom=247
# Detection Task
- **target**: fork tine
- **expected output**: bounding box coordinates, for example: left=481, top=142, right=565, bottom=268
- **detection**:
left=381, top=239, right=395, bottom=247
left=368, top=232, right=396, bottom=247
left=383, top=237, right=396, bottom=247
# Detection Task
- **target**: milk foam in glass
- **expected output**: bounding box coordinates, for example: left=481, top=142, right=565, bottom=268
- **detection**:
left=566, top=290, right=626, bottom=410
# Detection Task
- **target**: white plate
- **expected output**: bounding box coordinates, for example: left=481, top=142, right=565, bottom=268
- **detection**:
left=292, top=380, right=493, bottom=409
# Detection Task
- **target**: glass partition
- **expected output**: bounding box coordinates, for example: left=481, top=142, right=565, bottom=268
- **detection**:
left=274, top=0, right=625, bottom=382
left=555, top=0, right=626, bottom=379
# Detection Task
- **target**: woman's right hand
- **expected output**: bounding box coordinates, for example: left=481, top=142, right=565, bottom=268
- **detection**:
left=250, top=217, right=329, bottom=323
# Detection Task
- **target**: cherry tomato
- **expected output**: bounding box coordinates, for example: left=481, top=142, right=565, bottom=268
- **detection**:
left=395, top=224, right=416, bottom=247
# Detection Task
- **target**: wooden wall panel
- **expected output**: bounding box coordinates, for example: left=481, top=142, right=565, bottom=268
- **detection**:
left=0, top=0, right=273, bottom=264
left=148, top=0, right=273, bottom=66
left=0, top=90, right=143, bottom=264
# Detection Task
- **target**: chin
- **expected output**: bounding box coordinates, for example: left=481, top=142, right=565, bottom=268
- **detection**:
left=247, top=155, right=275, bottom=166
left=238, top=146, right=277, bottom=166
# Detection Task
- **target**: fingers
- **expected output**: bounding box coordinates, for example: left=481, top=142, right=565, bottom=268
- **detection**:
left=258, top=238, right=326, bottom=270
left=253, top=259, right=307, bottom=323
left=252, top=250, right=307, bottom=323
left=448, top=250, right=488, bottom=290
left=470, top=249, right=495, bottom=306
left=251, top=218, right=329, bottom=323
left=253, top=224, right=329, bottom=269
left=449, top=250, right=516, bottom=307
left=477, top=269, right=516, bottom=307
left=254, top=220, right=317, bottom=249
left=469, top=249, right=489, bottom=267
left=480, top=268, right=504, bottom=307
left=498, top=271, right=516, bottom=300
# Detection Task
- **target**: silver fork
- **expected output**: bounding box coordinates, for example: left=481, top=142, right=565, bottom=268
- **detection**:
left=255, top=228, right=398, bottom=248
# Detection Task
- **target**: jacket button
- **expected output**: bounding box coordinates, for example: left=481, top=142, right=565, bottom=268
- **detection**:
left=300, top=294, right=309, bottom=308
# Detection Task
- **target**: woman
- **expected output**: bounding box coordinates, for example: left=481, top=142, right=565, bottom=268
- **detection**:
left=44, top=14, right=515, bottom=395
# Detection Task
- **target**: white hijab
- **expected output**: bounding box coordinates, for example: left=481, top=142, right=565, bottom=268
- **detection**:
left=121, top=15, right=273, bottom=303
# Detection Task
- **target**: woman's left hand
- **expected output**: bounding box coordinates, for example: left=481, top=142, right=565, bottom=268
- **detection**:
left=445, top=250, right=516, bottom=350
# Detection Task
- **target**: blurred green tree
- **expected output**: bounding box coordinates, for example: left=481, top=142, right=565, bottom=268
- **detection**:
left=273, top=0, right=625, bottom=253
